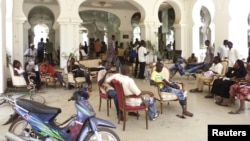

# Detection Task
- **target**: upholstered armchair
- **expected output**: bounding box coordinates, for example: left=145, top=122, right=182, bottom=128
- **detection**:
left=8, top=64, right=27, bottom=88
left=151, top=65, right=187, bottom=114
left=39, top=63, right=57, bottom=88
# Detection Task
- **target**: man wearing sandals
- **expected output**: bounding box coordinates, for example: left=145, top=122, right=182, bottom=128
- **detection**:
left=150, top=62, right=193, bottom=118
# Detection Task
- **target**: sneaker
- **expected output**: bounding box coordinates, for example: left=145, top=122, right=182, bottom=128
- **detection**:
left=27, top=85, right=33, bottom=90
left=152, top=111, right=160, bottom=121
left=62, top=82, right=66, bottom=88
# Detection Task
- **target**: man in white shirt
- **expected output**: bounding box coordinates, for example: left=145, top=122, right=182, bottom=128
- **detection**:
left=228, top=41, right=241, bottom=71
left=190, top=56, right=223, bottom=93
left=107, top=64, right=159, bottom=121
left=24, top=43, right=37, bottom=63
left=97, top=61, right=119, bottom=117
left=217, top=39, right=228, bottom=61
left=138, top=40, right=149, bottom=79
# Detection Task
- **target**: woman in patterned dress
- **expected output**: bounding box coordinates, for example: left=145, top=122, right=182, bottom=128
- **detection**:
left=228, top=61, right=250, bottom=114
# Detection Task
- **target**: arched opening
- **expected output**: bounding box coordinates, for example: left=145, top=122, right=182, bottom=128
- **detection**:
left=158, top=2, right=175, bottom=60
left=199, top=6, right=211, bottom=49
left=28, top=6, right=55, bottom=47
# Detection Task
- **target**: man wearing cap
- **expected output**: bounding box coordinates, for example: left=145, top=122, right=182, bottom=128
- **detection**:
left=24, top=43, right=37, bottom=63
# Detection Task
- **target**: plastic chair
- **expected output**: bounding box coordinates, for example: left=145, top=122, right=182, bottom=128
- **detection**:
left=111, top=79, right=148, bottom=131
left=98, top=84, right=112, bottom=116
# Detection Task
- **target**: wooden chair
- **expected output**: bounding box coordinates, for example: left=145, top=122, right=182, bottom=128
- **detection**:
left=8, top=64, right=27, bottom=89
left=98, top=84, right=112, bottom=116
left=151, top=66, right=187, bottom=114
left=111, top=79, right=148, bottom=131
left=39, top=63, right=57, bottom=88
left=66, top=60, right=90, bottom=88
left=203, top=60, right=228, bottom=92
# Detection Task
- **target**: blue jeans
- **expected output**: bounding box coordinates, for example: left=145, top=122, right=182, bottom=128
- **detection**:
left=160, top=83, right=185, bottom=101
left=169, top=64, right=185, bottom=75
left=184, top=63, right=204, bottom=73
left=107, top=90, right=119, bottom=115
left=144, top=97, right=157, bottom=120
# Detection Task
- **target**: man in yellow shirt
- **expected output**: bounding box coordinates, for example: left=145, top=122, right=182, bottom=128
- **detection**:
left=150, top=62, right=193, bottom=118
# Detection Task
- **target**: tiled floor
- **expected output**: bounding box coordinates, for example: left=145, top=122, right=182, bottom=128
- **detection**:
left=0, top=73, right=250, bottom=141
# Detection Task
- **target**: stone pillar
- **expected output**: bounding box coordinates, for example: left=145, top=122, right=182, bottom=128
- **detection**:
left=140, top=22, right=161, bottom=63
left=0, top=0, right=7, bottom=93
left=173, top=24, right=187, bottom=58
left=12, top=19, right=26, bottom=64
left=58, top=20, right=81, bottom=68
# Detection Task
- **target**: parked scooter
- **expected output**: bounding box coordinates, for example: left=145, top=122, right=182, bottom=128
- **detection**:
left=3, top=89, right=120, bottom=141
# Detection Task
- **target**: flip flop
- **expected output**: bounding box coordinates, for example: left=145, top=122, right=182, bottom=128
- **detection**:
left=228, top=111, right=240, bottom=114
left=176, top=114, right=186, bottom=119
left=183, top=112, right=193, bottom=117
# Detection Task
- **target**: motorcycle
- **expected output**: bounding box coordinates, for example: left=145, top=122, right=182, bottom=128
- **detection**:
left=3, top=89, right=120, bottom=141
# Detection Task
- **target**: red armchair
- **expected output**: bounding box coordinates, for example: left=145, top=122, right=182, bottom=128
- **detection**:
left=111, top=79, right=148, bottom=131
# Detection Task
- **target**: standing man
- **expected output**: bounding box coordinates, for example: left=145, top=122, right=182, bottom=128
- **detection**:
left=107, top=35, right=116, bottom=64
left=138, top=40, right=149, bottom=79
left=94, top=39, right=102, bottom=58
left=228, top=41, right=241, bottom=71
left=133, top=42, right=140, bottom=78
left=45, top=38, right=54, bottom=65
left=203, top=40, right=214, bottom=71
left=217, top=39, right=228, bottom=61
left=37, top=38, right=45, bottom=63
left=24, top=43, right=37, bottom=63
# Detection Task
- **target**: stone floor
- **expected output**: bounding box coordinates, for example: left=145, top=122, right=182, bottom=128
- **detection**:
left=0, top=71, right=250, bottom=141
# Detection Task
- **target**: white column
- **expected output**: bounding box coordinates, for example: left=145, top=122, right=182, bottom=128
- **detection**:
left=12, top=19, right=26, bottom=64
left=173, top=24, right=188, bottom=58
left=0, top=0, right=7, bottom=94
left=140, top=22, right=161, bottom=63
left=58, top=21, right=81, bottom=68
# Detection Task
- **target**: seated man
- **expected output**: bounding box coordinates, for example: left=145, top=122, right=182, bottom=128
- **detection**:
left=185, top=53, right=198, bottom=69
left=150, top=62, right=193, bottom=118
left=169, top=54, right=204, bottom=78
left=189, top=56, right=223, bottom=92
left=13, top=60, right=33, bottom=89
left=98, top=61, right=121, bottom=120
left=169, top=55, right=186, bottom=77
left=40, top=59, right=66, bottom=88
left=106, top=64, right=159, bottom=121
left=67, top=58, right=92, bottom=90
left=25, top=59, right=44, bottom=93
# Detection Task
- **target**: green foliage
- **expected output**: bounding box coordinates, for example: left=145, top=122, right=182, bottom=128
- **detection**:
left=6, top=53, right=11, bottom=66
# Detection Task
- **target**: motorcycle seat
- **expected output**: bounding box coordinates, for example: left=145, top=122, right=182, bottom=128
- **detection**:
left=16, top=99, right=61, bottom=115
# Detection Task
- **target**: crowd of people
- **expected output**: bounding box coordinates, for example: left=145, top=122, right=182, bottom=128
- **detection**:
left=11, top=36, right=250, bottom=125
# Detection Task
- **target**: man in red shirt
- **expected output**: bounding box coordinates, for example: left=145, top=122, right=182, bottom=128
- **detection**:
left=40, top=60, right=66, bottom=88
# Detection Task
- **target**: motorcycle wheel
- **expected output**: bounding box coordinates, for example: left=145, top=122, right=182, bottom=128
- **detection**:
left=22, top=94, right=46, bottom=104
left=85, top=127, right=120, bottom=141
left=7, top=118, right=37, bottom=141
